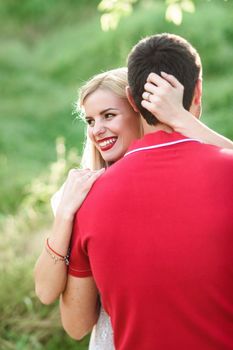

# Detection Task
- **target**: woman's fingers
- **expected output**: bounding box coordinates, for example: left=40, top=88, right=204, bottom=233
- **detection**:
left=142, top=91, right=152, bottom=102
left=81, top=168, right=104, bottom=182
left=144, top=82, right=158, bottom=95
left=147, top=72, right=171, bottom=88
left=85, top=168, right=105, bottom=186
left=146, top=72, right=184, bottom=90
left=161, top=72, right=183, bottom=89
left=141, top=99, right=154, bottom=114
left=142, top=72, right=184, bottom=108
left=60, top=168, right=105, bottom=215
left=66, top=168, right=105, bottom=189
left=68, top=168, right=89, bottom=178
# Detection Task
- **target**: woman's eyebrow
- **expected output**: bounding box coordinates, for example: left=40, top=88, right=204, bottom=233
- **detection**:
left=100, top=108, right=119, bottom=115
left=85, top=108, right=119, bottom=119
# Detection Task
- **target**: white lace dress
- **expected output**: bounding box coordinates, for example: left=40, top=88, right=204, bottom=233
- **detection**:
left=89, top=307, right=114, bottom=350
left=51, top=188, right=115, bottom=350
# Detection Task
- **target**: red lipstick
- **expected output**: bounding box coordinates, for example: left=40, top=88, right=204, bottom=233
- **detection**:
left=97, top=137, right=118, bottom=151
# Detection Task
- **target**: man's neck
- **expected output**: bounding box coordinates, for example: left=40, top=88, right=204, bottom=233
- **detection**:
left=142, top=119, right=174, bottom=135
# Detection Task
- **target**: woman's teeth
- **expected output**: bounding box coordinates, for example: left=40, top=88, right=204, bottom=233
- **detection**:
left=99, top=138, right=117, bottom=147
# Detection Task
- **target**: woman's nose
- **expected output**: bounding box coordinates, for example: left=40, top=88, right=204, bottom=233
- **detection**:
left=93, top=121, right=106, bottom=136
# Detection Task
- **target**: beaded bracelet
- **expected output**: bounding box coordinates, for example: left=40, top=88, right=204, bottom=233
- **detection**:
left=46, top=238, right=70, bottom=265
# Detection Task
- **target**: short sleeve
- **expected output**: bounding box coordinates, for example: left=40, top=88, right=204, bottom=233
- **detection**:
left=68, top=215, right=93, bottom=278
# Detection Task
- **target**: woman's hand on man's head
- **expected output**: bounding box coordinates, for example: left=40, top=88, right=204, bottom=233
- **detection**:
left=141, top=72, right=186, bottom=129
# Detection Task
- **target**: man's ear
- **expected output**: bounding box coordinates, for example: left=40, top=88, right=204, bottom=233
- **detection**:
left=193, top=78, right=202, bottom=106
left=190, top=78, right=202, bottom=118
left=125, top=86, right=139, bottom=112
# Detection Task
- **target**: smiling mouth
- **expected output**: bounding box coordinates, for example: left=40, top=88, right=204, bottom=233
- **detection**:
left=97, top=137, right=118, bottom=151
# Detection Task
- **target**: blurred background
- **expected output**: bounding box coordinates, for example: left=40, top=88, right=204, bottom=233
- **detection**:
left=0, top=0, right=232, bottom=349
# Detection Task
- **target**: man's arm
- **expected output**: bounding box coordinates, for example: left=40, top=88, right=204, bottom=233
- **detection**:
left=60, top=275, right=99, bottom=340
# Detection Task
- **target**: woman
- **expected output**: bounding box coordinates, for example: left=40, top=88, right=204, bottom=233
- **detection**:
left=34, top=67, right=233, bottom=350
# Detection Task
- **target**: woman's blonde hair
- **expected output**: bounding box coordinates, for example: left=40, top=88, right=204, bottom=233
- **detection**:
left=77, top=67, right=129, bottom=170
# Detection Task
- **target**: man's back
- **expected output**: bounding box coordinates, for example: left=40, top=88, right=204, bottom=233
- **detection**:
left=69, top=131, right=233, bottom=350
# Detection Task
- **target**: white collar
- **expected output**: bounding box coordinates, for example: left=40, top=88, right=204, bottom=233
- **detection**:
left=124, top=138, right=202, bottom=157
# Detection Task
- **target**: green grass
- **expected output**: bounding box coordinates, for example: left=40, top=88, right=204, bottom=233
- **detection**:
left=0, top=0, right=233, bottom=348
left=0, top=262, right=90, bottom=350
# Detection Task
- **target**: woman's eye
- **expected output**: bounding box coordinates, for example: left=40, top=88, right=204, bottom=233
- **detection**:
left=105, top=113, right=115, bottom=119
left=86, top=119, right=94, bottom=126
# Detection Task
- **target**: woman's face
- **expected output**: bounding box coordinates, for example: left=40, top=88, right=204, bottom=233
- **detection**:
left=83, top=88, right=141, bottom=163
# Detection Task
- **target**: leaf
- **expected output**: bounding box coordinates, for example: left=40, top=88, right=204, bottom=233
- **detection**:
left=98, top=0, right=115, bottom=12
left=99, top=0, right=136, bottom=31
left=181, top=0, right=195, bottom=13
left=165, top=4, right=183, bottom=25
left=100, top=13, right=119, bottom=31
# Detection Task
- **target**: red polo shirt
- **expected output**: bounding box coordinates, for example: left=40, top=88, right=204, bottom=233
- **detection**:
left=69, top=131, right=233, bottom=350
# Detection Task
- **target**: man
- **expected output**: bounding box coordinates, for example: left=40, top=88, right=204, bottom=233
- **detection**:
left=63, top=34, right=233, bottom=349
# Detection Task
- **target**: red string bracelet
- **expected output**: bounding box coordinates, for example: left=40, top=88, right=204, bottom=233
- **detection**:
left=46, top=238, right=70, bottom=265
left=46, top=238, right=65, bottom=258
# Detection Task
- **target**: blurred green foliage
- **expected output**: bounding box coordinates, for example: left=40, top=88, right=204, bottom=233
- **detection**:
left=97, top=0, right=196, bottom=29
left=1, top=0, right=233, bottom=214
left=0, top=0, right=232, bottom=349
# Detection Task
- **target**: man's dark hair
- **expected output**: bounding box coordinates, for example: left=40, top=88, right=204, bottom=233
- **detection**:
left=127, top=33, right=202, bottom=125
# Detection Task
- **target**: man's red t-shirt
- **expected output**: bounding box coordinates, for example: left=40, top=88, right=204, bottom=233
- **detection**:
left=68, top=131, right=233, bottom=350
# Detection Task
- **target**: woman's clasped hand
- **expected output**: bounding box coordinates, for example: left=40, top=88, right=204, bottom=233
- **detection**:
left=56, top=168, right=105, bottom=219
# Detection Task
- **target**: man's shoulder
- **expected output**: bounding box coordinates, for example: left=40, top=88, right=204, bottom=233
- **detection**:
left=95, top=156, right=134, bottom=187
left=77, top=159, right=132, bottom=220
left=198, top=143, right=233, bottom=161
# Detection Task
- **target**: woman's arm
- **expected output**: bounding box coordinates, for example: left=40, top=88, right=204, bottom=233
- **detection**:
left=60, top=275, right=99, bottom=340
left=142, top=72, right=233, bottom=149
left=173, top=111, right=233, bottom=149
left=34, top=168, right=104, bottom=304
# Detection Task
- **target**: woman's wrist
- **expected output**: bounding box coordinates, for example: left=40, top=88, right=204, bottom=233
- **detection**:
left=49, top=212, right=74, bottom=255
left=48, top=233, right=71, bottom=257
left=46, top=237, right=70, bottom=265
left=55, top=206, right=76, bottom=222
left=171, top=109, right=200, bottom=137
